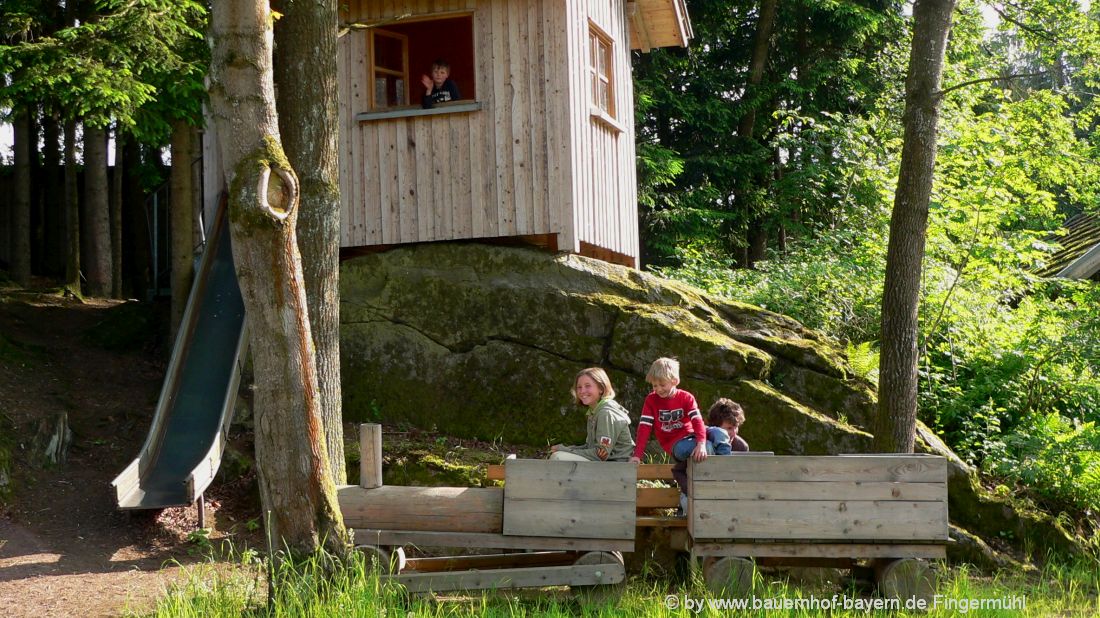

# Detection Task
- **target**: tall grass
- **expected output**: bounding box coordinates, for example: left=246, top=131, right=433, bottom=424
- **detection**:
left=143, top=551, right=1099, bottom=617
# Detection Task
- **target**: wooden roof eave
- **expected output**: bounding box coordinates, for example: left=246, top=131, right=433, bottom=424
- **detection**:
left=627, top=0, right=693, bottom=52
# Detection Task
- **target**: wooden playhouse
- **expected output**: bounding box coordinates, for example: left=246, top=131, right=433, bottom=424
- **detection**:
left=332, top=0, right=692, bottom=267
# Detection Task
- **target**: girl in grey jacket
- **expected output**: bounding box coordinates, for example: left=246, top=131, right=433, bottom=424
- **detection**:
left=549, top=367, right=635, bottom=462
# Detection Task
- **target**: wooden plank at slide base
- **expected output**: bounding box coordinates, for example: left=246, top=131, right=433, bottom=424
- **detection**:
left=503, top=499, right=635, bottom=539
left=691, top=542, right=947, bottom=560
left=501, top=460, right=634, bottom=502
left=338, top=485, right=502, bottom=532
left=403, top=551, right=577, bottom=573
left=385, top=563, right=625, bottom=593
left=352, top=529, right=635, bottom=552
left=690, top=500, right=949, bottom=541
left=485, top=463, right=674, bottom=480
left=503, top=460, right=637, bottom=539
left=692, top=455, right=947, bottom=483
left=691, top=480, right=948, bottom=503
left=635, top=516, right=687, bottom=528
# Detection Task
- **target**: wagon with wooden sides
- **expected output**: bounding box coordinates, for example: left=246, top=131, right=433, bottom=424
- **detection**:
left=341, top=424, right=637, bottom=595
left=687, top=454, right=950, bottom=600
left=339, top=425, right=949, bottom=599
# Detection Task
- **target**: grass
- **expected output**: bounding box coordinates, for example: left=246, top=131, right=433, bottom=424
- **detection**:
left=140, top=549, right=1100, bottom=617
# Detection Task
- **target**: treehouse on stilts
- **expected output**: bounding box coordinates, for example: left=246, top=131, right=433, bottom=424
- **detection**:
left=334, top=0, right=692, bottom=267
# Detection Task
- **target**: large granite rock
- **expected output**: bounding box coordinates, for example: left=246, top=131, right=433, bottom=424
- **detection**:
left=340, top=242, right=1083, bottom=561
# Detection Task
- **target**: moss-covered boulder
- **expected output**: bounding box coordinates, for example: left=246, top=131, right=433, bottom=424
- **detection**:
left=340, top=243, right=1085, bottom=561
left=341, top=243, right=865, bottom=448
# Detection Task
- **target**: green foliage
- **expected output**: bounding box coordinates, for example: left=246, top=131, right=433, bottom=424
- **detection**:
left=0, top=0, right=207, bottom=142
left=650, top=0, right=1100, bottom=526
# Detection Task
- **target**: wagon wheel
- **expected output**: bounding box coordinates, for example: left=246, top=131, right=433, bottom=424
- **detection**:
left=702, top=556, right=755, bottom=597
left=358, top=544, right=407, bottom=574
left=875, top=558, right=936, bottom=604
left=571, top=551, right=626, bottom=604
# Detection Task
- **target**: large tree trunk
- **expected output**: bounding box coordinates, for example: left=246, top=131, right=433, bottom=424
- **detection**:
left=111, top=128, right=124, bottom=299
left=874, top=0, right=956, bottom=453
left=41, top=114, right=64, bottom=277
left=82, top=124, right=112, bottom=297
left=273, top=0, right=346, bottom=484
left=122, top=140, right=150, bottom=298
left=738, top=0, right=779, bottom=267
left=169, top=120, right=194, bottom=337
left=208, top=0, right=346, bottom=555
left=11, top=109, right=32, bottom=286
left=63, top=120, right=81, bottom=294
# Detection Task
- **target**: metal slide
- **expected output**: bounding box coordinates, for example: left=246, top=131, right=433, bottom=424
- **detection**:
left=112, top=203, right=248, bottom=509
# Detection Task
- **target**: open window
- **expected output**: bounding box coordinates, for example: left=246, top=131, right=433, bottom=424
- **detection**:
left=588, top=21, right=615, bottom=119
left=366, top=14, right=477, bottom=111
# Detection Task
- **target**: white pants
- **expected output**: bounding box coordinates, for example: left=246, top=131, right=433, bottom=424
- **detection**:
left=549, top=450, right=590, bottom=461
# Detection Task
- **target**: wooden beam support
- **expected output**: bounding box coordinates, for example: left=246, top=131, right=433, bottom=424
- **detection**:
left=352, top=529, right=635, bottom=552
left=339, top=485, right=503, bottom=532
left=359, top=423, right=382, bottom=489
left=404, top=551, right=578, bottom=573
left=385, top=563, right=625, bottom=593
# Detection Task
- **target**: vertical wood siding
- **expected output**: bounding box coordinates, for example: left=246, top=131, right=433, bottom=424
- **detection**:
left=338, top=0, right=638, bottom=266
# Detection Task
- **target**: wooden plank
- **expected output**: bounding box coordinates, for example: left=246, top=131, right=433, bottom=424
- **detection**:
left=637, top=487, right=681, bottom=508
left=691, top=481, right=948, bottom=503
left=338, top=485, right=502, bottom=532
left=352, top=529, right=634, bottom=552
left=691, top=542, right=947, bottom=561
left=450, top=114, right=469, bottom=238
left=690, top=455, right=947, bottom=483
left=527, top=0, right=547, bottom=234
left=491, top=0, right=513, bottom=235
left=404, top=551, right=576, bottom=573
left=398, top=119, right=417, bottom=243
left=476, top=3, right=499, bottom=236
left=502, top=460, right=635, bottom=501
left=431, top=114, right=449, bottom=240
left=510, top=0, right=531, bottom=234
left=503, top=499, right=635, bottom=539
left=385, top=562, right=625, bottom=593
left=636, top=515, right=687, bottom=528
left=486, top=462, right=674, bottom=481
left=414, top=116, right=434, bottom=239
left=378, top=121, right=398, bottom=243
left=690, top=500, right=949, bottom=541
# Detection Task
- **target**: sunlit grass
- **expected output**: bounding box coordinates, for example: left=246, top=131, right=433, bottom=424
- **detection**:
left=142, top=550, right=1099, bottom=617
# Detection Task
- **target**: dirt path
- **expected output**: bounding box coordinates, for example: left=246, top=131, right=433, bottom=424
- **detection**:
left=0, top=287, right=251, bottom=617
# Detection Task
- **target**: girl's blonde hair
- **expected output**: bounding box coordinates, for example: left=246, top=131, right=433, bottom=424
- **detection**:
left=571, top=367, right=616, bottom=405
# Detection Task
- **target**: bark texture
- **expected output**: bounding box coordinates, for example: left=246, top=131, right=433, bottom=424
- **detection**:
left=273, top=0, right=346, bottom=484
left=82, top=124, right=112, bottom=297
left=170, top=121, right=194, bottom=337
left=738, top=0, right=778, bottom=267
left=111, top=130, right=124, bottom=299
left=41, top=115, right=63, bottom=277
left=12, top=110, right=32, bottom=286
left=63, top=120, right=80, bottom=293
left=874, top=0, right=956, bottom=453
left=208, top=0, right=346, bottom=555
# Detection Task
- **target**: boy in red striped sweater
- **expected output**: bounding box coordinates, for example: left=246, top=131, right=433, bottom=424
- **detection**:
left=629, top=357, right=707, bottom=515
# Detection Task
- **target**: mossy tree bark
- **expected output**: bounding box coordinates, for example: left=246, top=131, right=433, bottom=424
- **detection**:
left=875, top=0, right=956, bottom=453
left=273, top=0, right=346, bottom=484
left=208, top=0, right=346, bottom=555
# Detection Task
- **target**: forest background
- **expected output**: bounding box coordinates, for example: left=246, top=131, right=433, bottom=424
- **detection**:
left=1, top=0, right=1099, bottom=545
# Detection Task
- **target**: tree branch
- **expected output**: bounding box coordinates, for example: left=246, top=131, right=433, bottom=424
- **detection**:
left=937, top=71, right=1048, bottom=97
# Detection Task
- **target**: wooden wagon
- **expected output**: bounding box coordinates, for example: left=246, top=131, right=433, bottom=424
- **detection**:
left=340, top=425, right=949, bottom=599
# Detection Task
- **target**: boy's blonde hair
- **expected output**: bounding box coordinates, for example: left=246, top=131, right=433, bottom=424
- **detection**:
left=646, top=357, right=680, bottom=383
left=571, top=367, right=616, bottom=404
